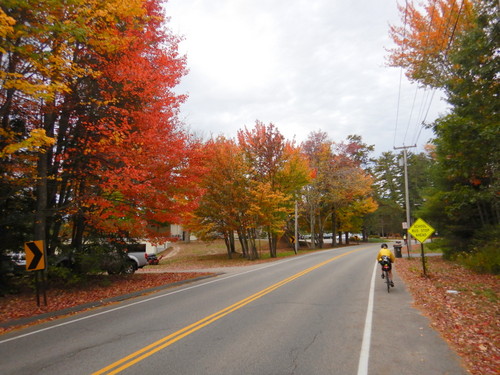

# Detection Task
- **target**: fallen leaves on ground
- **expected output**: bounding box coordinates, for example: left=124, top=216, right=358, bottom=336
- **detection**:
left=396, top=257, right=499, bottom=375
left=0, top=272, right=211, bottom=334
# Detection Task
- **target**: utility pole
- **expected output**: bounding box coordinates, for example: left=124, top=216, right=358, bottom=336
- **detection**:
left=394, top=145, right=416, bottom=257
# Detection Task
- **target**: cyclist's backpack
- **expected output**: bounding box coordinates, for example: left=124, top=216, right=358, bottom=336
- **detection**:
left=380, top=255, right=390, bottom=267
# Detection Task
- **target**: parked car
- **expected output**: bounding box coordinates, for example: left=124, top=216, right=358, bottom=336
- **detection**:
left=7, top=251, right=26, bottom=268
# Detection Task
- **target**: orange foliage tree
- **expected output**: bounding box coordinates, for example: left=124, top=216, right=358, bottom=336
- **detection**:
left=301, top=132, right=377, bottom=248
left=0, top=0, right=199, bottom=255
left=184, top=136, right=258, bottom=259
left=387, top=0, right=475, bottom=86
left=187, top=122, right=310, bottom=259
left=238, top=121, right=310, bottom=258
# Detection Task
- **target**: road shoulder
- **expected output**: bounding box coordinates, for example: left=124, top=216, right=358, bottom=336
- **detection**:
left=368, top=267, right=468, bottom=375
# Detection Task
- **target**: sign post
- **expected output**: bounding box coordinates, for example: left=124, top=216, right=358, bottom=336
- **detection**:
left=408, top=219, right=435, bottom=277
left=24, top=240, right=47, bottom=306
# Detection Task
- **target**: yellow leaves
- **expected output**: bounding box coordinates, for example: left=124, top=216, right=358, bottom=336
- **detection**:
left=0, top=8, right=16, bottom=48
left=0, top=0, right=148, bottom=100
left=278, top=145, right=311, bottom=194
left=248, top=181, right=291, bottom=233
left=97, top=130, right=126, bottom=146
left=0, top=129, right=55, bottom=158
left=82, top=0, right=148, bottom=54
left=0, top=51, right=78, bottom=100
left=86, top=0, right=146, bottom=21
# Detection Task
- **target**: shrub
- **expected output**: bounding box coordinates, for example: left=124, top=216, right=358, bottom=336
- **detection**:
left=454, top=226, right=500, bottom=274
left=427, top=226, right=499, bottom=274
left=449, top=226, right=499, bottom=274
left=48, top=264, right=84, bottom=286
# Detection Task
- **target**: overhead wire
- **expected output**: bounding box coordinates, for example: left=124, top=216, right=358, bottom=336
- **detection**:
left=393, top=0, right=409, bottom=148
left=394, top=0, right=466, bottom=150
left=413, top=0, right=466, bottom=145
left=412, top=87, right=437, bottom=145
left=403, top=83, right=420, bottom=145
left=397, top=0, right=436, bottom=149
left=411, top=0, right=439, bottom=146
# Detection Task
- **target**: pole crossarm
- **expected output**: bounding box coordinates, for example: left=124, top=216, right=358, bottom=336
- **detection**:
left=393, top=145, right=416, bottom=150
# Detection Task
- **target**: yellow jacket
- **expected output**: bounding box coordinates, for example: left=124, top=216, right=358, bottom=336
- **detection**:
left=377, top=248, right=395, bottom=263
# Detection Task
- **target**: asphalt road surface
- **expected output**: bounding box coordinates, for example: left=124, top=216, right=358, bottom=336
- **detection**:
left=0, top=244, right=468, bottom=374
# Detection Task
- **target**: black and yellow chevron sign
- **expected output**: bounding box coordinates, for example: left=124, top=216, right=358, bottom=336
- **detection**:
left=24, top=240, right=46, bottom=271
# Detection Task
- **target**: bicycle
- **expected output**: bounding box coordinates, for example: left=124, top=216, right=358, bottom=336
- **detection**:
left=382, top=262, right=391, bottom=293
left=380, top=256, right=392, bottom=293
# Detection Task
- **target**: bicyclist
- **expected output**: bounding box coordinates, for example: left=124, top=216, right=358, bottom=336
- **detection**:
left=377, top=243, right=395, bottom=287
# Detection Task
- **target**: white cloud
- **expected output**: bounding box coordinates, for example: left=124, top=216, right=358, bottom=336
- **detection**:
left=165, top=0, right=449, bottom=154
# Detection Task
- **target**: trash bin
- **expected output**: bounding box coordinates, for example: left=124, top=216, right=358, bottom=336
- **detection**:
left=393, top=243, right=403, bottom=258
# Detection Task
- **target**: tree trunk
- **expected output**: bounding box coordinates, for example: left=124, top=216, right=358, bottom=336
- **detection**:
left=237, top=229, right=248, bottom=259
left=248, top=228, right=258, bottom=260
left=224, top=232, right=232, bottom=259
left=71, top=212, right=85, bottom=253
left=331, top=210, right=337, bottom=247
left=229, top=231, right=236, bottom=254
left=34, top=152, right=48, bottom=244
left=268, top=228, right=277, bottom=258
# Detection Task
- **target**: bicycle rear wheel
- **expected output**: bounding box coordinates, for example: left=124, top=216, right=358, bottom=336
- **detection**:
left=385, top=270, right=390, bottom=293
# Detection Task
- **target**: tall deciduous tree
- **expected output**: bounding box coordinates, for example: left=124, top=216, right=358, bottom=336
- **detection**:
left=187, top=127, right=310, bottom=260
left=1, top=0, right=197, bottom=257
left=388, top=0, right=475, bottom=86
left=328, top=138, right=377, bottom=244
left=389, top=0, right=499, bottom=260
left=185, top=136, right=256, bottom=259
left=238, top=121, right=310, bottom=257
left=301, top=132, right=377, bottom=247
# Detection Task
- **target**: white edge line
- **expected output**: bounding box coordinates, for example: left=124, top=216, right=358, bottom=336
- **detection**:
left=357, top=261, right=377, bottom=375
left=0, top=247, right=358, bottom=345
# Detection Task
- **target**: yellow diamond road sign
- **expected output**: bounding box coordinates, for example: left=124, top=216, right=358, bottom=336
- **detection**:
left=408, top=218, right=435, bottom=243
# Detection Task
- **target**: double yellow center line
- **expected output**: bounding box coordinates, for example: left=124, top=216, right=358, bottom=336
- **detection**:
left=93, top=248, right=361, bottom=375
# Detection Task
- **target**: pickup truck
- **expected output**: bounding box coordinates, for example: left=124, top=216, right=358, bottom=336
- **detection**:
left=122, top=244, right=149, bottom=274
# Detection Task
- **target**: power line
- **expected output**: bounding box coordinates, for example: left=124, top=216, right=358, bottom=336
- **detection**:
left=403, top=84, right=420, bottom=145
left=410, top=86, right=434, bottom=145
left=393, top=0, right=409, bottom=149
left=411, top=1, right=466, bottom=146
left=393, top=0, right=465, bottom=150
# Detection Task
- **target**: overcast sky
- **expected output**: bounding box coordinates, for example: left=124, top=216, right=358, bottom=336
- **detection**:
left=164, top=0, right=449, bottom=155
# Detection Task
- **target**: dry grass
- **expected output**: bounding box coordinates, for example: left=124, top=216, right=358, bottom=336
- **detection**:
left=155, top=239, right=317, bottom=269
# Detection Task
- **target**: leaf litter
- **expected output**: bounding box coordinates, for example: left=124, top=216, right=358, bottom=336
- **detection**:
left=396, top=257, right=499, bottom=375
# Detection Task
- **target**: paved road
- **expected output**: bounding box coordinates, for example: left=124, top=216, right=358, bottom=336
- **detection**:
left=0, top=244, right=467, bottom=374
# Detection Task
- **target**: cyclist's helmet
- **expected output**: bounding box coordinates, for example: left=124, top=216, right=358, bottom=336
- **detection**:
left=381, top=243, right=388, bottom=249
